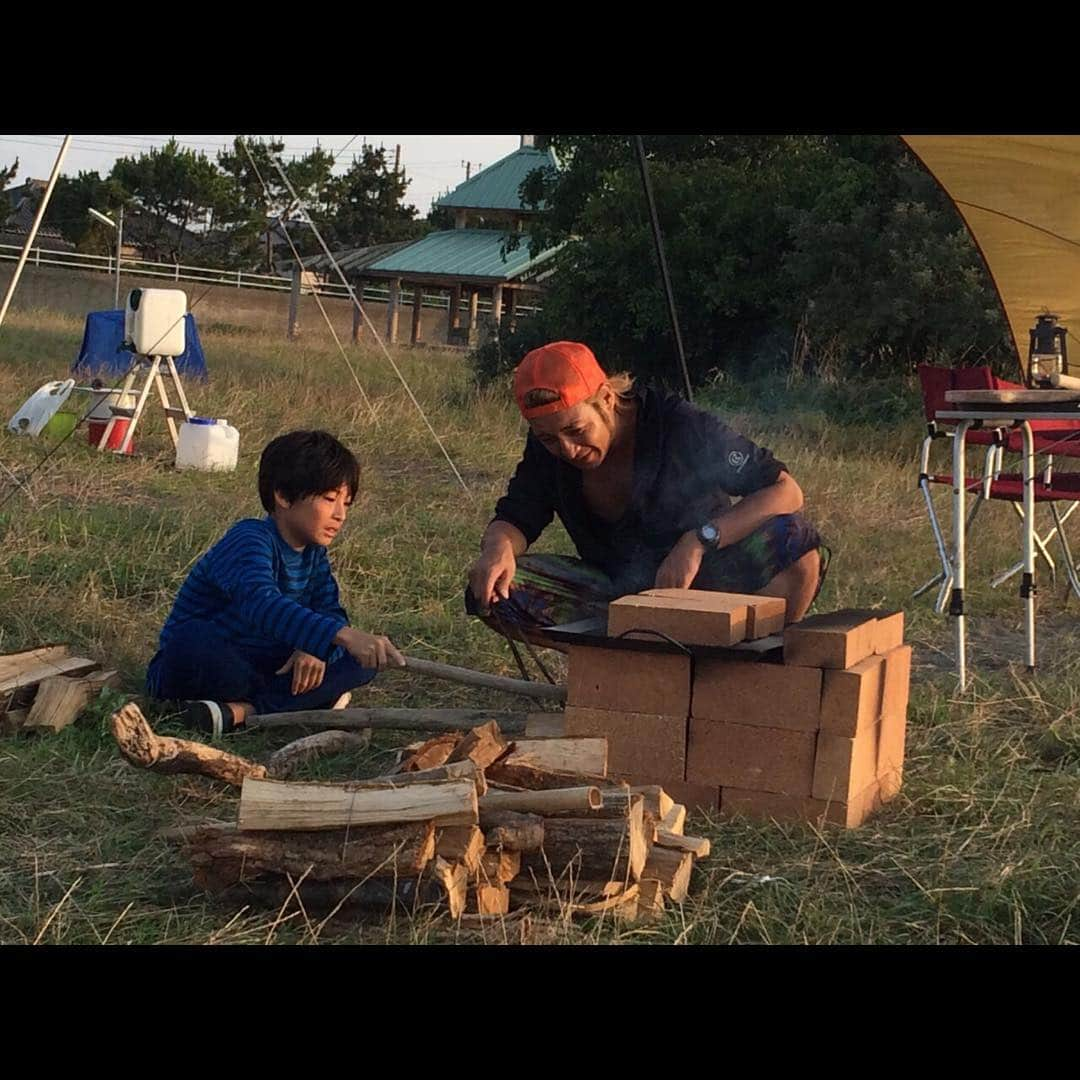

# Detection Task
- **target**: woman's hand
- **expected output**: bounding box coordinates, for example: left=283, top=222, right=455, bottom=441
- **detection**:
left=654, top=532, right=707, bottom=590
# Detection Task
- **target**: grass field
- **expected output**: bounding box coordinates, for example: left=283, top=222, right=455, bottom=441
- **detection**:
left=1, top=307, right=1077, bottom=945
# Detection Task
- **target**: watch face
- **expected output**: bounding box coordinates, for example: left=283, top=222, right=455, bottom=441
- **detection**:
left=700, top=524, right=719, bottom=543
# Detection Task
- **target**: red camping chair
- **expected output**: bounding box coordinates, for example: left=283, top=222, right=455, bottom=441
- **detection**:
left=915, top=365, right=1080, bottom=611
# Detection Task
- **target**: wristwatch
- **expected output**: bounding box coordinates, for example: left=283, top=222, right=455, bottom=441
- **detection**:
left=695, top=522, right=721, bottom=549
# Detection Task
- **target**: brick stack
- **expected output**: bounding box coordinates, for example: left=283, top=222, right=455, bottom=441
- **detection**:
left=564, top=593, right=911, bottom=828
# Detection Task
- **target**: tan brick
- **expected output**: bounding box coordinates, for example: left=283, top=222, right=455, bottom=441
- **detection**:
left=686, top=717, right=815, bottom=795
left=873, top=611, right=905, bottom=654
left=877, top=645, right=912, bottom=800
left=812, top=721, right=881, bottom=802
left=564, top=706, right=686, bottom=787
left=608, top=593, right=747, bottom=647
left=721, top=780, right=882, bottom=828
left=692, top=658, right=822, bottom=731
left=567, top=645, right=691, bottom=716
left=783, top=609, right=878, bottom=670
left=644, top=589, right=786, bottom=638
left=659, top=778, right=720, bottom=816
left=880, top=644, right=912, bottom=720
left=819, top=653, right=885, bottom=737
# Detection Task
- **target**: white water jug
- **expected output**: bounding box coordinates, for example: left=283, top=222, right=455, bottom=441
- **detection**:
left=175, top=416, right=239, bottom=472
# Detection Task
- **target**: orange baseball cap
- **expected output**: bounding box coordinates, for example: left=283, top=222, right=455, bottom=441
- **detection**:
left=513, top=341, right=607, bottom=419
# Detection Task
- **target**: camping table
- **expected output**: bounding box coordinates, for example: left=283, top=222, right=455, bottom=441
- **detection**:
left=937, top=388, right=1080, bottom=688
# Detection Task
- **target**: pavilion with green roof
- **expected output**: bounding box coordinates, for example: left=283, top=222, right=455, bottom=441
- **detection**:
left=346, top=137, right=562, bottom=347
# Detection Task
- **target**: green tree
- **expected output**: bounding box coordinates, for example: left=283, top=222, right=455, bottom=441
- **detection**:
left=475, top=134, right=1012, bottom=387
left=109, top=138, right=227, bottom=262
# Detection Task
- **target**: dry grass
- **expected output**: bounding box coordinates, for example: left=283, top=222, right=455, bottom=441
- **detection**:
left=0, top=305, right=1077, bottom=944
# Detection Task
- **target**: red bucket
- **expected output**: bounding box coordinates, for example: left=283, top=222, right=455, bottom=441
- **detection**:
left=88, top=418, right=134, bottom=454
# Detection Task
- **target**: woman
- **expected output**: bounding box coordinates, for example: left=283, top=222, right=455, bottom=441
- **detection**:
left=467, top=341, right=824, bottom=640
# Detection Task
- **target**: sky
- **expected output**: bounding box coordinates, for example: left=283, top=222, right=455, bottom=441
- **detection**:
left=0, top=134, right=525, bottom=215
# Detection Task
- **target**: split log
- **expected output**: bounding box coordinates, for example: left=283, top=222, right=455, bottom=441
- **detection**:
left=467, top=883, right=510, bottom=915
left=267, top=730, right=372, bottom=779
left=477, top=811, right=544, bottom=853
left=248, top=707, right=526, bottom=734
left=0, top=644, right=71, bottom=683
left=436, top=826, right=485, bottom=874
left=522, top=798, right=647, bottom=883
left=637, top=878, right=666, bottom=921
left=479, top=786, right=602, bottom=816
left=395, top=734, right=460, bottom=772
left=238, top=776, right=478, bottom=831
left=478, top=848, right=521, bottom=884
left=178, top=820, right=435, bottom=886
left=432, top=856, right=468, bottom=919
left=0, top=656, right=99, bottom=696
left=502, top=738, right=607, bottom=777
left=641, top=847, right=693, bottom=902
left=446, top=720, right=510, bottom=769
left=659, top=804, right=687, bottom=835
left=511, top=877, right=640, bottom=915
left=0, top=707, right=28, bottom=736
left=656, top=831, right=710, bottom=858
left=630, top=785, right=674, bottom=821
left=25, top=675, right=93, bottom=732
left=401, top=655, right=566, bottom=703
left=485, top=761, right=609, bottom=791
left=366, top=759, right=487, bottom=797
left=524, top=712, right=566, bottom=738
left=112, top=702, right=267, bottom=787
left=85, top=669, right=121, bottom=692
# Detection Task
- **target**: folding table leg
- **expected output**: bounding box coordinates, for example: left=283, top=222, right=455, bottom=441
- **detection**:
left=1021, top=422, right=1036, bottom=672
left=953, top=420, right=973, bottom=689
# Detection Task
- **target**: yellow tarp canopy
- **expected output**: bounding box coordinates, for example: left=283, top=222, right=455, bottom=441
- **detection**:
left=902, top=135, right=1080, bottom=375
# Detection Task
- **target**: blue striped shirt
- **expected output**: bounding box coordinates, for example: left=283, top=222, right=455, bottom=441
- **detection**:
left=156, top=516, right=348, bottom=664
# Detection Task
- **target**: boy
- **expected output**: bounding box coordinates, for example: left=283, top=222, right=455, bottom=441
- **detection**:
left=147, top=429, right=404, bottom=735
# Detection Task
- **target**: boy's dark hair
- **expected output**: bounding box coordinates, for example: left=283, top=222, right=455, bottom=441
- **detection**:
left=258, top=430, right=360, bottom=513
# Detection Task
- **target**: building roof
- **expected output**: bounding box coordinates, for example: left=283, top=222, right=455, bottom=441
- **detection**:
left=435, top=146, right=557, bottom=212
left=364, top=228, right=560, bottom=283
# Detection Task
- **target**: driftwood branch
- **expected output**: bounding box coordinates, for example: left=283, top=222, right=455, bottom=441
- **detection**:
left=111, top=703, right=267, bottom=787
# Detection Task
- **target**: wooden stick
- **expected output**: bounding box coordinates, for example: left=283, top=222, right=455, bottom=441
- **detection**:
left=641, top=847, right=694, bottom=902
left=267, top=729, right=372, bottom=779
left=479, top=786, right=603, bottom=815
left=401, top=656, right=566, bottom=703
left=446, top=720, right=510, bottom=770
left=112, top=703, right=267, bottom=787
left=248, top=707, right=527, bottom=734
left=502, top=738, right=607, bottom=777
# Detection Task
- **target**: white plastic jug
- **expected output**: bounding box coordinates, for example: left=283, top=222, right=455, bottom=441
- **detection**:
left=175, top=416, right=239, bottom=472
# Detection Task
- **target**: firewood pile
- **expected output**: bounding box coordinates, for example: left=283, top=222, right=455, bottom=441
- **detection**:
left=112, top=703, right=712, bottom=924
left=1, top=644, right=118, bottom=736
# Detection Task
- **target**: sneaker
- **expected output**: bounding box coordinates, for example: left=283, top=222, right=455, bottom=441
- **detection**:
left=183, top=700, right=239, bottom=737
left=332, top=691, right=352, bottom=710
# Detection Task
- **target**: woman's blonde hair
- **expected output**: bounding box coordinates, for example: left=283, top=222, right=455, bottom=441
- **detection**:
left=520, top=372, right=636, bottom=416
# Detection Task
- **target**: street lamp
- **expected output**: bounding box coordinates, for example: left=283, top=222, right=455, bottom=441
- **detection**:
left=88, top=205, right=124, bottom=309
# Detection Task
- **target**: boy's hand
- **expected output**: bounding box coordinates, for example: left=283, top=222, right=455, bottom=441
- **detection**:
left=335, top=627, right=406, bottom=671
left=276, top=650, right=326, bottom=695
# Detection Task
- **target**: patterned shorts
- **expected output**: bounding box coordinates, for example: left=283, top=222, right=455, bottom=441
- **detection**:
left=465, top=512, right=823, bottom=631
